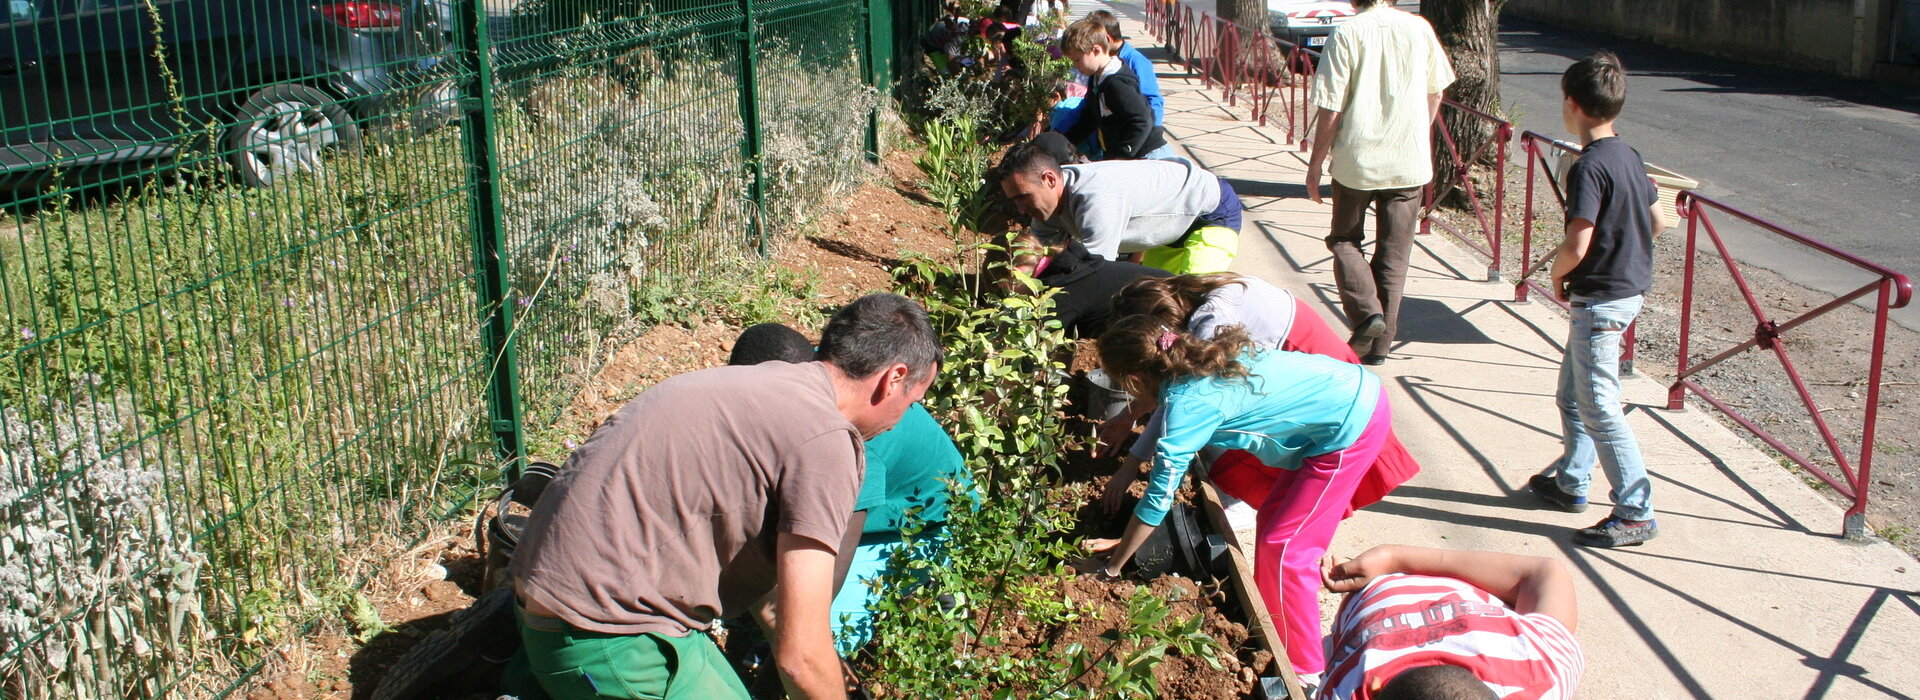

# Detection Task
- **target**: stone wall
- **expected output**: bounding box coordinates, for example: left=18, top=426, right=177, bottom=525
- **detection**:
left=1504, top=0, right=1896, bottom=77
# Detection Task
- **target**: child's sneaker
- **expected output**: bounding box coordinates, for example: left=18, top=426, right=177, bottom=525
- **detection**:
left=1574, top=516, right=1658, bottom=547
left=1528, top=474, right=1589, bottom=513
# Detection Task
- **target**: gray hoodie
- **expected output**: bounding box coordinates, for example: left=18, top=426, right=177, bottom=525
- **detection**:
left=1030, top=159, right=1223, bottom=260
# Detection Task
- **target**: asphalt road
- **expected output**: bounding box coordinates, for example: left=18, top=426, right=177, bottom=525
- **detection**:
left=1496, top=17, right=1920, bottom=330
left=1107, top=0, right=1920, bottom=328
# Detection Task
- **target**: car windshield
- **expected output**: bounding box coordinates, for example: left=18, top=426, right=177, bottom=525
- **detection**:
left=7, top=0, right=42, bottom=22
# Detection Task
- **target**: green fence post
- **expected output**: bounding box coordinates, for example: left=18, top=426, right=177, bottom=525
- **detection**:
left=737, top=0, right=769, bottom=255
left=453, top=0, right=526, bottom=478
left=860, top=0, right=884, bottom=162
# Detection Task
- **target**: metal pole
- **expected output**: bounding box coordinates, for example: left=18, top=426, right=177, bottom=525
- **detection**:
left=453, top=0, right=525, bottom=477
left=1668, top=195, right=1699, bottom=411
left=860, top=0, right=881, bottom=162
left=1845, top=279, right=1894, bottom=539
left=1517, top=138, right=1537, bottom=304
left=738, top=0, right=768, bottom=255
left=1492, top=124, right=1511, bottom=283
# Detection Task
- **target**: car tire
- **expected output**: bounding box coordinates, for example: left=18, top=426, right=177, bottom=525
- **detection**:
left=222, top=84, right=361, bottom=188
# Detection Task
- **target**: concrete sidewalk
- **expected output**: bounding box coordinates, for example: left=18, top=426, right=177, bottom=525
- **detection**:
left=1087, top=4, right=1920, bottom=697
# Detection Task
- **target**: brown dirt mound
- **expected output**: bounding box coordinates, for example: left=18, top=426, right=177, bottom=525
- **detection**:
left=969, top=572, right=1262, bottom=699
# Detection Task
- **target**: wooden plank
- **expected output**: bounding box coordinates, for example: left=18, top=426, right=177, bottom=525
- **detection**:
left=1195, top=478, right=1307, bottom=700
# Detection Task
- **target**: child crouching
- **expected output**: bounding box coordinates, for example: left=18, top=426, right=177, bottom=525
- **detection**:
left=1082, top=315, right=1391, bottom=687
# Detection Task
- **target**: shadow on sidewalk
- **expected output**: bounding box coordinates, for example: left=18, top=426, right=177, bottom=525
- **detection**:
left=1222, top=177, right=1306, bottom=200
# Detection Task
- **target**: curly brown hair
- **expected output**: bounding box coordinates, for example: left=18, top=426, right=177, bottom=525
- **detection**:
left=1110, top=273, right=1249, bottom=331
left=1097, top=313, right=1252, bottom=395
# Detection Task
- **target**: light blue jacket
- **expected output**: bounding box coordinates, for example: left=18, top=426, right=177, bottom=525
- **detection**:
left=1135, top=350, right=1381, bottom=527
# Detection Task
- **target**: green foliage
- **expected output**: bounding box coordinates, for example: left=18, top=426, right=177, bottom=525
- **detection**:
left=1083, top=587, right=1223, bottom=698
left=860, top=247, right=1086, bottom=696
left=863, top=238, right=1224, bottom=697
left=0, top=10, right=874, bottom=697
left=917, top=117, right=994, bottom=235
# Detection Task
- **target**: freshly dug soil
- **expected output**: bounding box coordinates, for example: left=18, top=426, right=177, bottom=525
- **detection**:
left=968, top=573, right=1266, bottom=700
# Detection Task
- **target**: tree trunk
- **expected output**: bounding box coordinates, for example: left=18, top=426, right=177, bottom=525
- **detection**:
left=1423, top=0, right=1505, bottom=179
left=1213, top=0, right=1271, bottom=87
left=1215, top=0, right=1265, bottom=27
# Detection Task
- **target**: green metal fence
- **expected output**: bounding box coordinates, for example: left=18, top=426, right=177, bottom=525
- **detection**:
left=0, top=0, right=929, bottom=695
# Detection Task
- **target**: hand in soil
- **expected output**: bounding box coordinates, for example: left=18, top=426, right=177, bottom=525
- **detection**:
left=1067, top=554, right=1125, bottom=582
left=1099, top=468, right=1137, bottom=513
left=1093, top=415, right=1135, bottom=459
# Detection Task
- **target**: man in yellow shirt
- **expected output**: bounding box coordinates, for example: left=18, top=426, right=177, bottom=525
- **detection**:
left=1303, top=0, right=1455, bottom=366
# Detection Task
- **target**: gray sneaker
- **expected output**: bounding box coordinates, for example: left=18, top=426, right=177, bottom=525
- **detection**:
left=1574, top=516, right=1657, bottom=547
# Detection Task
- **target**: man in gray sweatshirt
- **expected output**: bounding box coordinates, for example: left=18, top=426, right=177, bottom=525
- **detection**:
left=997, top=138, right=1241, bottom=275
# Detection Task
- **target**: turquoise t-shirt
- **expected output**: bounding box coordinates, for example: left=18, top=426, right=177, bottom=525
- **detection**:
left=1135, top=350, right=1381, bottom=527
left=856, top=402, right=969, bottom=534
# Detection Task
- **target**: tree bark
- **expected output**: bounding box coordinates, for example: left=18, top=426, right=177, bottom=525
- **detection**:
left=1213, top=0, right=1272, bottom=86
left=1214, top=0, right=1266, bottom=28
left=1423, top=0, right=1506, bottom=177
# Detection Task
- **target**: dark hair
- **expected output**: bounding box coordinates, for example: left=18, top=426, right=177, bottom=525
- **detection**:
left=1086, top=9, right=1124, bottom=47
left=816, top=293, right=943, bottom=382
left=1110, top=273, right=1247, bottom=329
left=1562, top=50, right=1627, bottom=120
left=1097, top=313, right=1251, bottom=395
left=1375, top=664, right=1498, bottom=700
left=994, top=138, right=1064, bottom=182
left=729, top=323, right=813, bottom=366
left=1351, top=0, right=1397, bottom=9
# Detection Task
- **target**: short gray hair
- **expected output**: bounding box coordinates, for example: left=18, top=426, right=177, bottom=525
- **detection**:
left=816, top=294, right=943, bottom=382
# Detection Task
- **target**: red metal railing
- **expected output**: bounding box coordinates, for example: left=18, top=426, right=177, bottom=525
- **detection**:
left=1149, top=0, right=1912, bottom=540
left=1519, top=130, right=1914, bottom=538
left=1517, top=131, right=1639, bottom=368
left=1418, top=101, right=1512, bottom=282
left=1668, top=192, right=1912, bottom=538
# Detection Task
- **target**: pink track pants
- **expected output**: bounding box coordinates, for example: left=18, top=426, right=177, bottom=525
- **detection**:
left=1252, top=388, right=1391, bottom=676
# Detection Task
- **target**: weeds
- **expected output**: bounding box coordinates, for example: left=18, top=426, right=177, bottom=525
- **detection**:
left=0, top=16, right=874, bottom=699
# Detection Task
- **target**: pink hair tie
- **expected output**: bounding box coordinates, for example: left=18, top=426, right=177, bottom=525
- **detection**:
left=1156, top=330, right=1179, bottom=351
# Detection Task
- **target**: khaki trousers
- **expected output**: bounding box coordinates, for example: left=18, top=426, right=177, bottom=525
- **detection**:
left=1326, top=180, right=1422, bottom=357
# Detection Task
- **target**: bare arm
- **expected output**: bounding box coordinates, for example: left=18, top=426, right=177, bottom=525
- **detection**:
left=1324, top=544, right=1578, bottom=632
left=831, top=511, right=868, bottom=594
left=1304, top=108, right=1342, bottom=204
left=1428, top=92, right=1444, bottom=125
left=773, top=533, right=849, bottom=700
left=1307, top=107, right=1340, bottom=170
left=1090, top=514, right=1157, bottom=574
left=1550, top=218, right=1596, bottom=301
left=1650, top=203, right=1672, bottom=235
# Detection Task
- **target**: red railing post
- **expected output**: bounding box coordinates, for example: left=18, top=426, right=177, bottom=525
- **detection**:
left=1517, top=136, right=1538, bottom=303
left=1669, top=193, right=1699, bottom=411
left=1492, top=123, right=1511, bottom=279
left=1850, top=279, right=1893, bottom=538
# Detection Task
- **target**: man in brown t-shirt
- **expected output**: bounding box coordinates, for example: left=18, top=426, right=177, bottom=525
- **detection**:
left=508, top=294, right=943, bottom=700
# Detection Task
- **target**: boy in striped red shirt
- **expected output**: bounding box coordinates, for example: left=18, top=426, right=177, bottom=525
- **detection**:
left=1318, top=545, right=1585, bottom=699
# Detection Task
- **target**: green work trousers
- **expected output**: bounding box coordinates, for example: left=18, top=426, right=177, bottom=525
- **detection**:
left=506, top=611, right=750, bottom=700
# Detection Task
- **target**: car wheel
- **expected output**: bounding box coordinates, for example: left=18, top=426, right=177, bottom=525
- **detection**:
left=222, top=84, right=361, bottom=188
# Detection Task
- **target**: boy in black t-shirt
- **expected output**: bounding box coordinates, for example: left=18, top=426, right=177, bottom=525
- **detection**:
left=1528, top=51, right=1670, bottom=548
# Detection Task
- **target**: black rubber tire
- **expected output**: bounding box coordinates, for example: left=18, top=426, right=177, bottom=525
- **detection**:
left=221, top=84, right=361, bottom=188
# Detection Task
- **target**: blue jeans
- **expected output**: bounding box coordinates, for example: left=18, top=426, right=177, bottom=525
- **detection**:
left=1550, top=294, right=1654, bottom=520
